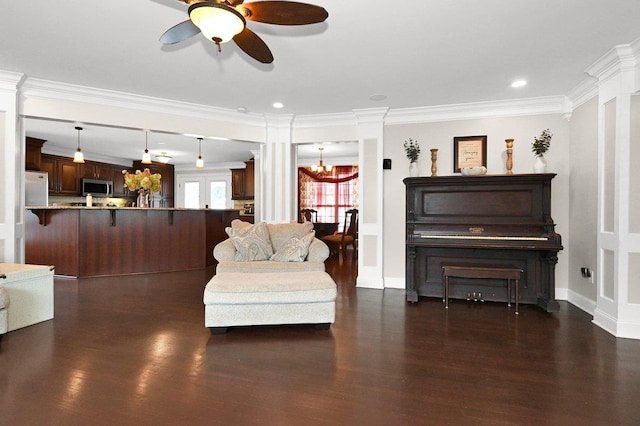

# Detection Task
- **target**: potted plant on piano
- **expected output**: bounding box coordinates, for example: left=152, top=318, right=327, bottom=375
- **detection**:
left=532, top=129, right=552, bottom=173
left=404, top=138, right=421, bottom=177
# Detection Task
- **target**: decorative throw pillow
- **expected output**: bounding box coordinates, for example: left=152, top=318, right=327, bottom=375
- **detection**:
left=225, top=221, right=273, bottom=261
left=270, top=231, right=315, bottom=262
left=267, top=221, right=314, bottom=253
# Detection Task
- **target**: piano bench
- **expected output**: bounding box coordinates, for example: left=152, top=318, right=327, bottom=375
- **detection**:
left=441, top=265, right=523, bottom=314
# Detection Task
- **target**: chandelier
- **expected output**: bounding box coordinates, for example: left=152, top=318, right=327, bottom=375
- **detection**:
left=311, top=147, right=332, bottom=176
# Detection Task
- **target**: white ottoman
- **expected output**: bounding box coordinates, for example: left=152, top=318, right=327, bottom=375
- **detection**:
left=203, top=271, right=337, bottom=334
left=0, top=286, right=8, bottom=341
left=0, top=263, right=54, bottom=332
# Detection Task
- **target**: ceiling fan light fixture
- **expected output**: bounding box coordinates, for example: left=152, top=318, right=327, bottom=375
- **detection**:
left=156, top=152, right=172, bottom=164
left=73, top=126, right=85, bottom=164
left=189, top=2, right=246, bottom=45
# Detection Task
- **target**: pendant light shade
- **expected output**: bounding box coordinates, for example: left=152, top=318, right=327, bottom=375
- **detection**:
left=196, top=137, right=204, bottom=169
left=141, top=131, right=152, bottom=164
left=73, top=126, right=85, bottom=163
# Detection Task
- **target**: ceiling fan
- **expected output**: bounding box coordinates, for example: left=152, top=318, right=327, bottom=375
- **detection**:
left=160, top=0, right=328, bottom=64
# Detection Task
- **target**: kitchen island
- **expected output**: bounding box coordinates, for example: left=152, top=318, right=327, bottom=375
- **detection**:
left=25, top=207, right=240, bottom=278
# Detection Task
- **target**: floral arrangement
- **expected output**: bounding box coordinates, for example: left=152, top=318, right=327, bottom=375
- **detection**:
left=532, top=129, right=553, bottom=156
left=404, top=138, right=421, bottom=163
left=122, top=168, right=162, bottom=193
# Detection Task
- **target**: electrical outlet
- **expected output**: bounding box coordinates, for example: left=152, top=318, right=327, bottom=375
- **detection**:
left=581, top=267, right=592, bottom=278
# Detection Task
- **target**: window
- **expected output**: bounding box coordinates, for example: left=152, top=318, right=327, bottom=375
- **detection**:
left=209, top=181, right=226, bottom=209
left=298, top=166, right=358, bottom=223
left=178, top=174, right=231, bottom=208
left=184, top=181, right=201, bottom=208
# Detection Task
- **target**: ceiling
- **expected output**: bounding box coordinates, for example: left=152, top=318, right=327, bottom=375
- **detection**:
left=4, top=1, right=640, bottom=165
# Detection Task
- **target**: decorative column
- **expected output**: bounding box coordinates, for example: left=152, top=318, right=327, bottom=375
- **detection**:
left=262, top=114, right=294, bottom=223
left=588, top=42, right=640, bottom=339
left=353, top=108, right=388, bottom=290
left=505, top=138, right=514, bottom=175
left=0, top=71, right=24, bottom=263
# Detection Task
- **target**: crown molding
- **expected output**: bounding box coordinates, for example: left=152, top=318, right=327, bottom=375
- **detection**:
left=585, top=43, right=638, bottom=83
left=293, top=112, right=358, bottom=129
left=353, top=107, right=389, bottom=124
left=565, top=76, right=598, bottom=111
left=19, top=77, right=266, bottom=129
left=384, top=96, right=568, bottom=125
left=0, top=70, right=25, bottom=92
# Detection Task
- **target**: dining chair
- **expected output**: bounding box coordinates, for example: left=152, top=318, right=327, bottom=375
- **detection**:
left=321, top=208, right=358, bottom=260
left=300, top=208, right=318, bottom=223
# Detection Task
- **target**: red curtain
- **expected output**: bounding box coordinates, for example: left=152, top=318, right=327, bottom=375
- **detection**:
left=298, top=166, right=358, bottom=223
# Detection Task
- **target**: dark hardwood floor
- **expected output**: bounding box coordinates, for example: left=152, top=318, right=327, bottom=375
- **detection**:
left=2, top=251, right=640, bottom=425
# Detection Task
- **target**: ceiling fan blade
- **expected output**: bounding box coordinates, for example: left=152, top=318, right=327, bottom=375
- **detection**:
left=233, top=27, right=274, bottom=64
left=241, top=1, right=328, bottom=25
left=159, top=19, right=201, bottom=45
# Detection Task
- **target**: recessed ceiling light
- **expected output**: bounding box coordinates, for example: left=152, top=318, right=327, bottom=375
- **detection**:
left=237, top=106, right=247, bottom=113
left=272, top=102, right=284, bottom=109
left=511, top=79, right=527, bottom=88
left=369, top=94, right=387, bottom=101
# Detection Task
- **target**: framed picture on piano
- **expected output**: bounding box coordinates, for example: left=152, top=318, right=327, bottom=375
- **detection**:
left=453, top=135, right=487, bottom=173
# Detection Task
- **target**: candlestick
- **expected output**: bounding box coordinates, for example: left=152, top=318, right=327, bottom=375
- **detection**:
left=430, top=149, right=438, bottom=176
left=505, top=139, right=514, bottom=175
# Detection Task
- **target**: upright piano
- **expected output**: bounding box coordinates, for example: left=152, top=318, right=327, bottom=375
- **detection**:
left=404, top=174, right=562, bottom=312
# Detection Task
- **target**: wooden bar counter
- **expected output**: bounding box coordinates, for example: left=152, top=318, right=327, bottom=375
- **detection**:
left=25, top=207, right=240, bottom=278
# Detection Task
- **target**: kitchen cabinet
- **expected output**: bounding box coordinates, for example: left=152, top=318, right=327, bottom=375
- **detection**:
left=25, top=137, right=46, bottom=171
left=40, top=154, right=81, bottom=195
left=81, top=161, right=112, bottom=180
left=132, top=161, right=174, bottom=207
left=231, top=160, right=254, bottom=200
left=110, top=166, right=129, bottom=197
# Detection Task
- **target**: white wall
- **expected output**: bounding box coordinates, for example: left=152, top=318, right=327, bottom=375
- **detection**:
left=382, top=115, right=571, bottom=292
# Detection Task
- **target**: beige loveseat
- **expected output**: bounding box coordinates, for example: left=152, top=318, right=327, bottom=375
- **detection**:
left=204, top=220, right=336, bottom=334
left=213, top=220, right=330, bottom=272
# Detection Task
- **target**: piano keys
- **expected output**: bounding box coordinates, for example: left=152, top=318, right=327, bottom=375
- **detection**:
left=404, top=173, right=562, bottom=312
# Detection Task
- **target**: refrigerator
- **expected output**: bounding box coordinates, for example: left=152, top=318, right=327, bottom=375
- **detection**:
left=25, top=171, right=49, bottom=206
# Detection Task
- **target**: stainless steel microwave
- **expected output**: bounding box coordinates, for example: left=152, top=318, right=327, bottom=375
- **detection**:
left=81, top=178, right=113, bottom=196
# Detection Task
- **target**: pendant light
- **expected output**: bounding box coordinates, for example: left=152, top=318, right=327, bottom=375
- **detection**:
left=73, top=126, right=85, bottom=163
left=141, top=131, right=152, bottom=164
left=196, top=137, right=204, bottom=169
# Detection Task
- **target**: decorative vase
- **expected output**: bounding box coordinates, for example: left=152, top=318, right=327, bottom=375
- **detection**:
left=533, top=155, right=547, bottom=173
left=409, top=161, right=419, bottom=177
left=137, top=191, right=150, bottom=208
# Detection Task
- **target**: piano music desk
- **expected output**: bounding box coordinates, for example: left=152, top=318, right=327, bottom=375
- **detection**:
left=442, top=265, right=523, bottom=314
